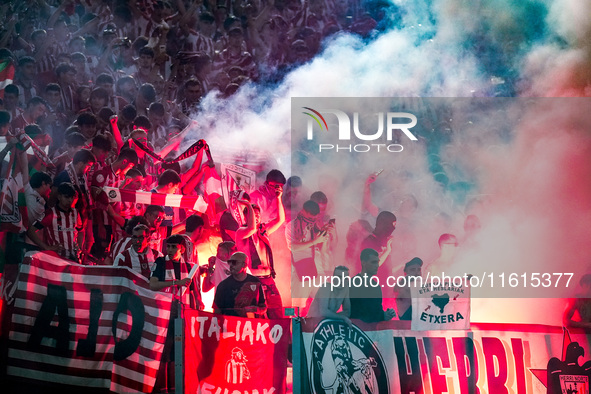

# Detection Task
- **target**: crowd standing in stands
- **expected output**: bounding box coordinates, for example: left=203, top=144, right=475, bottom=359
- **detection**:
left=0, top=0, right=383, bottom=123
left=0, top=0, right=482, bottom=314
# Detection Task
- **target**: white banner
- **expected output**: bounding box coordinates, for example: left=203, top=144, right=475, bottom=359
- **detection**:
left=411, top=280, right=471, bottom=330
left=300, top=318, right=590, bottom=394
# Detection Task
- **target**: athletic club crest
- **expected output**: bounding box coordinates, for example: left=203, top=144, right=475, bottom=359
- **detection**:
left=310, top=319, right=389, bottom=393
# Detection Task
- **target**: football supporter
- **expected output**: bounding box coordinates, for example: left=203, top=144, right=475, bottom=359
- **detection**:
left=213, top=251, right=267, bottom=318
left=202, top=241, right=241, bottom=292
left=235, top=192, right=285, bottom=319
left=109, top=167, right=146, bottom=243
left=113, top=224, right=161, bottom=279
left=103, top=206, right=164, bottom=265
left=90, top=148, right=139, bottom=259
left=27, top=183, right=83, bottom=262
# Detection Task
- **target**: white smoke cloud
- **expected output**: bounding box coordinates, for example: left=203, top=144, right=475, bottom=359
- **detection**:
left=182, top=0, right=591, bottom=324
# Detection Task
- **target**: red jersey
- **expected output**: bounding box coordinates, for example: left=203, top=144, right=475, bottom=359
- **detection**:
left=33, top=206, right=83, bottom=261
left=113, top=247, right=161, bottom=279
left=91, top=163, right=124, bottom=189
left=91, top=163, right=124, bottom=225
left=107, top=236, right=134, bottom=263
left=11, top=113, right=32, bottom=132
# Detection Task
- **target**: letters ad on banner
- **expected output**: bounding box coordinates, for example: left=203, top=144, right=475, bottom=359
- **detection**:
left=184, top=310, right=290, bottom=394
left=4, top=251, right=173, bottom=393
left=300, top=318, right=591, bottom=394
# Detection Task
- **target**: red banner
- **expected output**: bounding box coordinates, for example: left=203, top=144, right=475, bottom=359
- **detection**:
left=5, top=251, right=174, bottom=393
left=184, top=310, right=291, bottom=394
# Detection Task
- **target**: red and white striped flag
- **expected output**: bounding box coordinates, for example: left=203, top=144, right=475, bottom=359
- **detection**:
left=104, top=187, right=208, bottom=213
left=201, top=165, right=224, bottom=222
left=6, top=251, right=174, bottom=393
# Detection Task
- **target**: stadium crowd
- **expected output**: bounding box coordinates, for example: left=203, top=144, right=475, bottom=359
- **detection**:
left=0, top=0, right=394, bottom=316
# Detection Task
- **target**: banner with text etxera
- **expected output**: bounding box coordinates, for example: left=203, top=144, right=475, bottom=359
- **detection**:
left=184, top=310, right=291, bottom=394
left=300, top=318, right=591, bottom=393
left=411, top=280, right=471, bottom=330
left=5, top=251, right=173, bottom=393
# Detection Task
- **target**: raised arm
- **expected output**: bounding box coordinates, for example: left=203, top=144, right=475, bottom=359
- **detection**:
left=181, top=151, right=210, bottom=195
left=362, top=172, right=380, bottom=218
left=266, top=189, right=285, bottom=235
left=110, top=115, right=124, bottom=152
left=201, top=256, right=216, bottom=292
left=378, top=237, right=393, bottom=267
left=235, top=200, right=256, bottom=240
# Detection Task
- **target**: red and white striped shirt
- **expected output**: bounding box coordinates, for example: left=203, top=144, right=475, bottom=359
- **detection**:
left=35, top=52, right=55, bottom=75
left=184, top=31, right=215, bottom=58
left=34, top=206, right=83, bottom=261
left=137, top=17, right=160, bottom=40
left=225, top=359, right=250, bottom=384
left=86, top=160, right=104, bottom=190
left=15, top=81, right=39, bottom=108
left=138, top=155, right=159, bottom=187
left=116, top=24, right=134, bottom=41
left=107, top=236, right=134, bottom=263
left=113, top=247, right=161, bottom=279
left=213, top=49, right=258, bottom=80
left=47, top=41, right=70, bottom=61
left=91, top=163, right=124, bottom=189
left=108, top=228, right=162, bottom=262
left=59, top=84, right=76, bottom=114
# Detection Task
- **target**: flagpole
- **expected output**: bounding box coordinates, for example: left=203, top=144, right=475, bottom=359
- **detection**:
left=292, top=316, right=302, bottom=394
left=175, top=299, right=184, bottom=394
